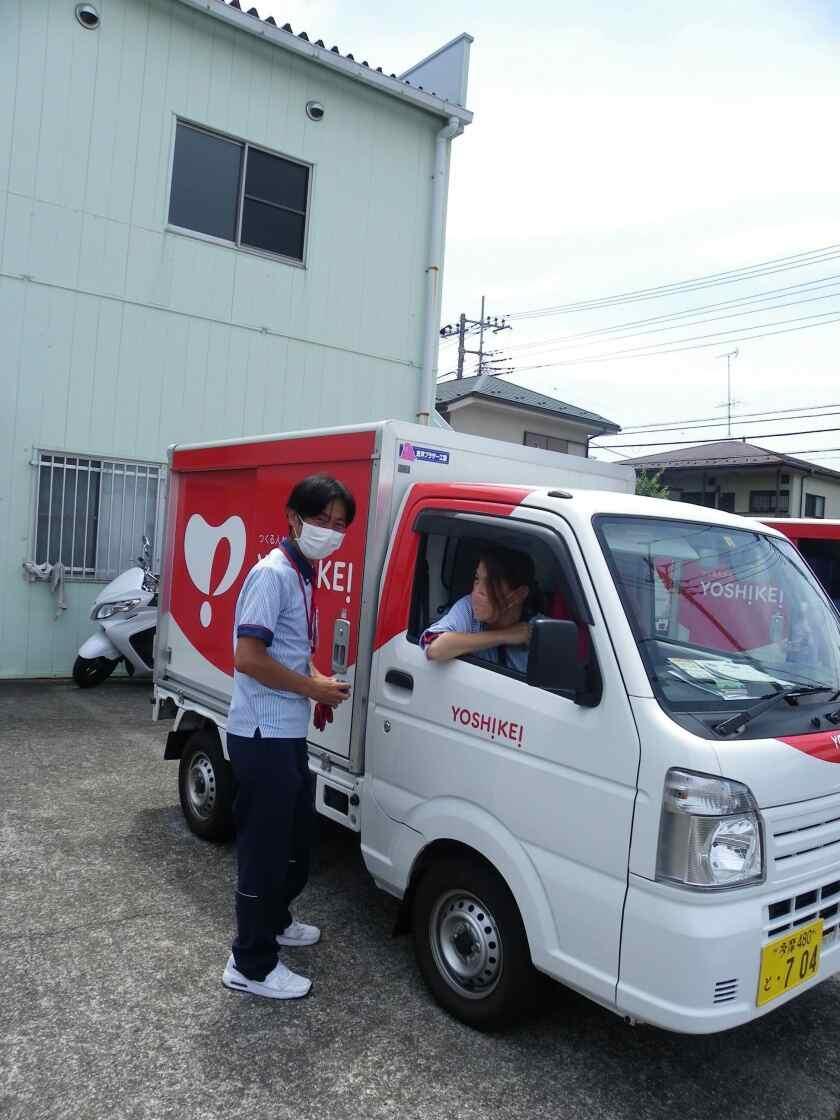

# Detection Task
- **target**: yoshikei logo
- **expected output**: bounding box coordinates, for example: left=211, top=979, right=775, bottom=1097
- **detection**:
left=184, top=514, right=246, bottom=627
left=451, top=705, right=525, bottom=748
left=832, top=733, right=840, bottom=752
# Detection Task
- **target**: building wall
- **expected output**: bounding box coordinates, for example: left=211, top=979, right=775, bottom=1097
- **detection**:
left=443, top=400, right=592, bottom=456
left=0, top=0, right=444, bottom=676
left=663, top=468, right=840, bottom=518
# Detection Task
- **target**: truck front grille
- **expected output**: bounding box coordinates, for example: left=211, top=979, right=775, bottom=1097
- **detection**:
left=766, top=877, right=840, bottom=941
left=773, top=814, right=840, bottom=864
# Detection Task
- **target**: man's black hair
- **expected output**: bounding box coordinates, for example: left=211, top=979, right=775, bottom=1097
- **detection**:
left=287, top=475, right=356, bottom=525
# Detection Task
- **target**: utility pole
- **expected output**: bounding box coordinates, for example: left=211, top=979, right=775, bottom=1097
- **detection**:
left=439, top=297, right=512, bottom=378
left=456, top=312, right=466, bottom=382
left=716, top=348, right=740, bottom=435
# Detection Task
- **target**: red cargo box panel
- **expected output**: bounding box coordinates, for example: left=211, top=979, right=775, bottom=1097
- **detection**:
left=160, top=429, right=376, bottom=760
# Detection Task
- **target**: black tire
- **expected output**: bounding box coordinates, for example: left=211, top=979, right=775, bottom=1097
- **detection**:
left=72, top=655, right=119, bottom=688
left=411, top=856, right=538, bottom=1031
left=178, top=728, right=234, bottom=842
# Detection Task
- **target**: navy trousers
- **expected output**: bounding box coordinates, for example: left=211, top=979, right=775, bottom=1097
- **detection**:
left=226, top=731, right=314, bottom=980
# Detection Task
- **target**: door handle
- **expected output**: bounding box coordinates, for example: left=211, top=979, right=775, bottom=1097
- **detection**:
left=385, top=669, right=414, bottom=692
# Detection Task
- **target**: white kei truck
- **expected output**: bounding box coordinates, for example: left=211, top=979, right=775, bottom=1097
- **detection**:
left=153, top=420, right=840, bottom=1032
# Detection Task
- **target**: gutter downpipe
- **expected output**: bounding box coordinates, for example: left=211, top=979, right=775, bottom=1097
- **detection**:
left=417, top=116, right=463, bottom=425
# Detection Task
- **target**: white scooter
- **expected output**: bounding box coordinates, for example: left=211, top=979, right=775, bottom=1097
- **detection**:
left=73, top=537, right=159, bottom=688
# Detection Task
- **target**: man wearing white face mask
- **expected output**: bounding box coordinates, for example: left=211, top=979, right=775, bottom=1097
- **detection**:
left=222, top=475, right=354, bottom=1000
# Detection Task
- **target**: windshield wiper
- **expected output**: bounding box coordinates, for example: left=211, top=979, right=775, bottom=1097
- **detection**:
left=715, top=684, right=833, bottom=737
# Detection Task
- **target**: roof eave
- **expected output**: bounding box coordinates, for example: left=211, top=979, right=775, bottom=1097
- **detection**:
left=630, top=458, right=840, bottom=481
left=173, top=0, right=474, bottom=124
left=440, top=390, right=620, bottom=433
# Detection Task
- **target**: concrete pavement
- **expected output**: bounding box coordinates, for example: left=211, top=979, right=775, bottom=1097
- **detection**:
left=2, top=680, right=839, bottom=1120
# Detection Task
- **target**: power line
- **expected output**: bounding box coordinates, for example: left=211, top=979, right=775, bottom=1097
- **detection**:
left=592, top=425, right=840, bottom=451
left=512, top=310, right=840, bottom=372
left=502, top=287, right=840, bottom=362
left=502, top=275, right=840, bottom=356
left=505, top=244, right=840, bottom=321
left=609, top=406, right=840, bottom=439
left=618, top=400, right=840, bottom=434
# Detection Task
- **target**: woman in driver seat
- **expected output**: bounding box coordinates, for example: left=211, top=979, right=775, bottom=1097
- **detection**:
left=420, top=546, right=540, bottom=671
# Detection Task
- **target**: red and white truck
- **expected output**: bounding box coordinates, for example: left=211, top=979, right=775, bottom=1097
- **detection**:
left=155, top=420, right=840, bottom=1031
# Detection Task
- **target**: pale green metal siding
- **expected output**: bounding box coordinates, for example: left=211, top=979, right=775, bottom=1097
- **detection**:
left=0, top=0, right=441, bottom=676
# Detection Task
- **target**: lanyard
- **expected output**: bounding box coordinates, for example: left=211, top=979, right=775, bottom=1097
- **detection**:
left=280, top=542, right=318, bottom=652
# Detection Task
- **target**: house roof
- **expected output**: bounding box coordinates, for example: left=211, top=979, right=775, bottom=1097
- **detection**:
left=174, top=0, right=473, bottom=121
left=625, top=439, right=840, bottom=481
left=436, top=375, right=621, bottom=433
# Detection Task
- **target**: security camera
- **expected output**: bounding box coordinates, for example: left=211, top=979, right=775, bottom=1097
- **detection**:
left=306, top=101, right=325, bottom=122
left=75, top=4, right=101, bottom=29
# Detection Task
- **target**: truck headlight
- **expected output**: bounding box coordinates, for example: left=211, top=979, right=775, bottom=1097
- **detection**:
left=93, top=598, right=141, bottom=620
left=656, top=769, right=764, bottom=889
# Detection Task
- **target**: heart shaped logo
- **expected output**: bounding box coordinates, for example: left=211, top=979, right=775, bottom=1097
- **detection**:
left=184, top=514, right=246, bottom=627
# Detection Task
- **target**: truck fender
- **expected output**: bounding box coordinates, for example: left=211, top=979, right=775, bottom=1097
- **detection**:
left=394, top=796, right=560, bottom=969
left=78, top=632, right=120, bottom=661
left=164, top=708, right=227, bottom=760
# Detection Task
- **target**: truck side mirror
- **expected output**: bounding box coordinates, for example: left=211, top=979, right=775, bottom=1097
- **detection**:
left=526, top=618, right=587, bottom=700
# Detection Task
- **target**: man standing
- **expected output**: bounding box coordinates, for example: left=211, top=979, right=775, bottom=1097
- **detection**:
left=222, top=475, right=354, bottom=1000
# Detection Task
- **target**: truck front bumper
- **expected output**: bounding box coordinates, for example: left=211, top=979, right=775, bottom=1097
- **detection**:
left=618, top=872, right=840, bottom=1033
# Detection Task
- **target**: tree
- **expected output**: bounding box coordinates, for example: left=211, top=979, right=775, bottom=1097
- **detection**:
left=635, top=469, right=670, bottom=499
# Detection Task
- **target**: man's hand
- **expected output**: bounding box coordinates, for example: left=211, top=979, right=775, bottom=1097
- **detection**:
left=309, top=677, right=351, bottom=706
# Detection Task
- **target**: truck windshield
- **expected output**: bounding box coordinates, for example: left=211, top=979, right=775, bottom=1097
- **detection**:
left=595, top=515, right=840, bottom=727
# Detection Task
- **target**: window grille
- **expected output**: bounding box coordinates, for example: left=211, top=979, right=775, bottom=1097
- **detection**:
left=33, top=452, right=166, bottom=580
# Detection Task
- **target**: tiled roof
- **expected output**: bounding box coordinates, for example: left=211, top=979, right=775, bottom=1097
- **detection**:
left=626, top=439, right=840, bottom=480
left=436, top=374, right=621, bottom=432
left=219, top=1, right=453, bottom=104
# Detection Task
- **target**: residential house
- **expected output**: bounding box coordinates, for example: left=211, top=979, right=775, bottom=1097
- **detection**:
left=626, top=440, right=840, bottom=518
left=436, top=374, right=621, bottom=456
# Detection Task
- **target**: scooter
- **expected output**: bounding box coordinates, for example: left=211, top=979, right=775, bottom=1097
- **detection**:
left=73, top=537, right=159, bottom=688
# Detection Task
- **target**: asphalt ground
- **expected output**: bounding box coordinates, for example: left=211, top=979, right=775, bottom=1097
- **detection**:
left=2, top=679, right=840, bottom=1120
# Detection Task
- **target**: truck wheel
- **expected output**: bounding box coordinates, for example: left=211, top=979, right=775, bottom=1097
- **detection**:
left=411, top=856, right=537, bottom=1030
left=178, top=729, right=234, bottom=842
left=72, top=655, right=119, bottom=688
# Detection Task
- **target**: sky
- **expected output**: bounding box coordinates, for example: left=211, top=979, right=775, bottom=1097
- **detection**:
left=255, top=0, right=840, bottom=466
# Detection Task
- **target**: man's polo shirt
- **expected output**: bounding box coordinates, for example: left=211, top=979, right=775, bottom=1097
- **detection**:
left=227, top=543, right=313, bottom=739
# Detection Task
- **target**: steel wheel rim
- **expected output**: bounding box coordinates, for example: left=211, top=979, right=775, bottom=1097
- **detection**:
left=429, top=889, right=503, bottom=1000
left=186, top=752, right=216, bottom=820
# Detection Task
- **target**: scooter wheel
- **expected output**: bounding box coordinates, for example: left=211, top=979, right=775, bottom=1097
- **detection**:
left=72, top=655, right=119, bottom=688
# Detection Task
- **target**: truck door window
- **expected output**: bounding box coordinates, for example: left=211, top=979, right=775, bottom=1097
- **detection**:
left=408, top=520, right=598, bottom=692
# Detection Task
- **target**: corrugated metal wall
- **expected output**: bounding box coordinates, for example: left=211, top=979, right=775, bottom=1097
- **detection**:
left=0, top=0, right=440, bottom=676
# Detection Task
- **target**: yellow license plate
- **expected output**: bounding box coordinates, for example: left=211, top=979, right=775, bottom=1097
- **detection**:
left=756, top=917, right=823, bottom=1007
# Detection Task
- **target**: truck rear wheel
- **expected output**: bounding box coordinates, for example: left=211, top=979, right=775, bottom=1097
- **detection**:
left=178, top=729, right=234, bottom=842
left=411, top=856, right=538, bottom=1030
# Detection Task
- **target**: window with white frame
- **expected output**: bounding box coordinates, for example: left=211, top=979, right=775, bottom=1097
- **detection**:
left=805, top=494, right=826, bottom=518
left=524, top=431, right=569, bottom=453
left=33, top=452, right=165, bottom=580
left=168, top=120, right=311, bottom=263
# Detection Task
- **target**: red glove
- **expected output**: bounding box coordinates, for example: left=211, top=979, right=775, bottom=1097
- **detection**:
left=313, top=702, right=334, bottom=733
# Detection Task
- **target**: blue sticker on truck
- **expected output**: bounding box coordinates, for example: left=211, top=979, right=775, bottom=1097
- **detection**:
left=399, top=441, right=450, bottom=466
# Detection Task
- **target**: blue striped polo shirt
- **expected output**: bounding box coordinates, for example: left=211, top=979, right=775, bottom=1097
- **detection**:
left=227, top=542, right=313, bottom=739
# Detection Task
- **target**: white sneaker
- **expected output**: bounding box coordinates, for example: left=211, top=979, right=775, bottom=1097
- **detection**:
left=276, top=919, right=321, bottom=947
left=222, top=954, right=311, bottom=1000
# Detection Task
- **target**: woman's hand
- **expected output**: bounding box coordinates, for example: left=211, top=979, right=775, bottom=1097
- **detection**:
left=501, top=622, right=530, bottom=647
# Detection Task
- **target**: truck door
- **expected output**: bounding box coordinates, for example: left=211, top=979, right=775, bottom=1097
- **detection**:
left=368, top=501, right=641, bottom=1004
